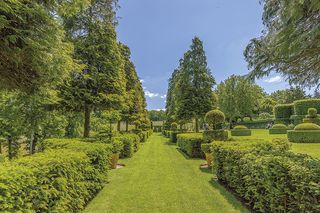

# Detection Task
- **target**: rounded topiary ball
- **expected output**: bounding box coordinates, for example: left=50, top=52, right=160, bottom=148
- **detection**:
left=307, top=108, right=317, bottom=118
left=234, top=125, right=248, bottom=129
left=294, top=123, right=320, bottom=130
left=272, top=124, right=287, bottom=129
left=171, top=122, right=178, bottom=130
left=205, top=109, right=225, bottom=129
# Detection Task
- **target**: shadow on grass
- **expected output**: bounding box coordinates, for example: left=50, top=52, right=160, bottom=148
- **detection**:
left=199, top=167, right=212, bottom=174
left=165, top=141, right=176, bottom=146
left=176, top=148, right=204, bottom=161
left=209, top=179, right=250, bottom=212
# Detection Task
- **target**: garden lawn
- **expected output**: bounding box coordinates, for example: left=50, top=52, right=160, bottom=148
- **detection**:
left=85, top=133, right=248, bottom=213
left=230, top=129, right=320, bottom=158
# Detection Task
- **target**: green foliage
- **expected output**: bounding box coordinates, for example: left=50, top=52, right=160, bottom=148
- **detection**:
left=177, top=133, right=205, bottom=158
left=233, top=125, right=248, bottom=129
left=212, top=139, right=320, bottom=212
left=294, top=123, right=320, bottom=130
left=167, top=37, right=216, bottom=132
left=288, top=124, right=295, bottom=130
left=217, top=75, right=264, bottom=121
left=171, top=122, right=178, bottom=130
left=204, top=110, right=225, bottom=129
left=114, top=134, right=140, bottom=158
left=274, top=104, right=294, bottom=121
left=270, top=87, right=307, bottom=104
left=271, top=124, right=287, bottom=129
left=203, top=130, right=228, bottom=142
left=245, top=0, right=320, bottom=88
left=170, top=131, right=180, bottom=143
left=288, top=130, right=320, bottom=143
left=231, top=128, right=251, bottom=136
left=269, top=124, right=288, bottom=134
left=237, top=119, right=273, bottom=129
left=307, top=108, right=318, bottom=118
left=294, top=99, right=320, bottom=115
left=0, top=140, right=112, bottom=212
left=201, top=143, right=213, bottom=154
left=148, top=110, right=166, bottom=121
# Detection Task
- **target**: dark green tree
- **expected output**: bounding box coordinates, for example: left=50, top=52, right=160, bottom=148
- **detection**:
left=270, top=87, right=307, bottom=104
left=175, top=37, right=216, bottom=132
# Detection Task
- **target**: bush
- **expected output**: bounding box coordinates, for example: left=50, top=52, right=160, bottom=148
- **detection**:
left=294, top=123, right=320, bottom=130
left=233, top=125, right=248, bottom=129
left=271, top=124, right=287, bottom=129
left=203, top=130, right=228, bottom=142
left=177, top=133, right=205, bottom=158
left=115, top=134, right=140, bottom=158
left=212, top=139, right=320, bottom=212
left=231, top=126, right=251, bottom=136
left=307, top=108, right=318, bottom=118
left=0, top=143, right=112, bottom=212
left=171, top=122, right=178, bottom=130
left=274, top=104, right=294, bottom=120
left=288, top=124, right=295, bottom=129
left=269, top=124, right=288, bottom=134
left=294, top=99, right=320, bottom=115
left=237, top=119, right=273, bottom=129
left=288, top=130, right=320, bottom=143
left=170, top=131, right=180, bottom=143
left=205, top=109, right=225, bottom=129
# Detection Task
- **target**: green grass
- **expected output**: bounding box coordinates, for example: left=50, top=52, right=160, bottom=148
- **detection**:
left=230, top=129, right=320, bottom=158
left=85, top=133, right=248, bottom=213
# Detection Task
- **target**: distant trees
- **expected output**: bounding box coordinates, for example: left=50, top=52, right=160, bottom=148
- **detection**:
left=165, top=37, right=216, bottom=132
left=216, top=75, right=264, bottom=122
left=244, top=0, right=320, bottom=88
left=148, top=110, right=166, bottom=121
left=270, top=87, right=308, bottom=104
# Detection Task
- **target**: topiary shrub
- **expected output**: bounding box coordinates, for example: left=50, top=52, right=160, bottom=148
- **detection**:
left=205, top=109, right=225, bottom=130
left=203, top=130, right=228, bottom=142
left=171, top=122, right=178, bottom=130
left=294, top=123, right=320, bottom=130
left=303, top=108, right=320, bottom=124
left=269, top=124, right=288, bottom=134
left=288, top=124, right=295, bottom=130
left=287, top=123, right=320, bottom=143
left=294, top=99, right=320, bottom=115
left=231, top=125, right=251, bottom=136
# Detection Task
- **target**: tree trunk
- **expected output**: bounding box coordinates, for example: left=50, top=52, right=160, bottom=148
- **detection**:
left=31, top=134, right=38, bottom=154
left=83, top=103, right=91, bottom=138
left=8, top=136, right=12, bottom=160
left=117, top=121, right=121, bottom=132
left=125, top=120, right=129, bottom=132
left=0, top=140, right=2, bottom=154
left=195, top=118, right=200, bottom=132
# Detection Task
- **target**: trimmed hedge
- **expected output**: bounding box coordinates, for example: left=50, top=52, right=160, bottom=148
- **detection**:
left=269, top=124, right=288, bottom=134
left=288, top=130, right=320, bottom=143
left=294, top=99, right=320, bottom=115
left=274, top=104, right=294, bottom=120
left=0, top=141, right=112, bottom=212
left=231, top=126, right=251, bottom=136
left=212, top=139, right=320, bottom=212
left=237, top=119, right=273, bottom=129
left=115, top=134, right=140, bottom=158
left=177, top=133, right=205, bottom=158
left=203, top=130, right=228, bottom=142
left=170, top=131, right=180, bottom=143
left=294, top=123, right=320, bottom=130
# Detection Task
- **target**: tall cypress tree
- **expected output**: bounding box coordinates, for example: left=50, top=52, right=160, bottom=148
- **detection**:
left=61, top=0, right=126, bottom=137
left=175, top=37, right=216, bottom=132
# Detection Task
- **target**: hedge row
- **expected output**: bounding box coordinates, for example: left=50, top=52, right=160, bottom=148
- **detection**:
left=288, top=130, right=320, bottom=143
left=274, top=104, right=294, bottom=119
left=294, top=99, right=320, bottom=115
left=237, top=119, right=273, bottom=129
left=269, top=128, right=287, bottom=134
left=177, top=133, right=206, bottom=158
left=212, top=139, right=320, bottom=212
left=114, top=134, right=140, bottom=158
left=230, top=129, right=251, bottom=136
left=0, top=140, right=113, bottom=212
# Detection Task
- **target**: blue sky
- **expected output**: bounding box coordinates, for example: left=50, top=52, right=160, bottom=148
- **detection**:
left=116, top=0, right=290, bottom=110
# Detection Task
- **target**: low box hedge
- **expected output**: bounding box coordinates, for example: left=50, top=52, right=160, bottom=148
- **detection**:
left=115, top=134, right=140, bottom=158
left=230, top=129, right=251, bottom=136
left=170, top=131, right=180, bottom=143
left=177, top=133, right=205, bottom=158
left=269, top=128, right=288, bottom=134
left=212, top=139, right=320, bottom=212
left=287, top=130, right=320, bottom=143
left=203, top=130, right=228, bottom=142
left=0, top=140, right=112, bottom=212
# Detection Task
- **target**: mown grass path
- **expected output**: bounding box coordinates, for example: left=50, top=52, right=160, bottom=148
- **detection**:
left=85, top=133, right=248, bottom=213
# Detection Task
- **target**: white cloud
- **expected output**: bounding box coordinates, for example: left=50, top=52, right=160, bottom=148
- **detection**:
left=264, top=76, right=282, bottom=83
left=160, top=94, right=167, bottom=99
left=145, top=90, right=159, bottom=98
left=140, top=79, right=145, bottom=83
left=154, top=108, right=166, bottom=111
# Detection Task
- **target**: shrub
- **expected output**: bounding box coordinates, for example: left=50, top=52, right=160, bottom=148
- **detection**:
left=294, top=99, right=320, bottom=115
left=0, top=146, right=111, bottom=212
left=274, top=104, right=294, bottom=120
left=203, top=130, right=228, bottom=142
left=307, top=108, right=318, bottom=118
left=294, top=123, right=320, bottom=130
left=237, top=119, right=273, bottom=129
left=170, top=131, right=180, bottom=143
left=171, top=122, right=178, bottom=130
left=271, top=124, right=287, bottom=129
left=205, top=109, right=225, bottom=129
left=288, top=130, right=320, bottom=143
left=231, top=126, right=251, bottom=136
left=201, top=143, right=213, bottom=166
left=212, top=139, right=320, bottom=212
left=177, top=133, right=205, bottom=158
left=115, top=134, right=140, bottom=158
left=269, top=124, right=288, bottom=134
left=288, top=124, right=295, bottom=129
